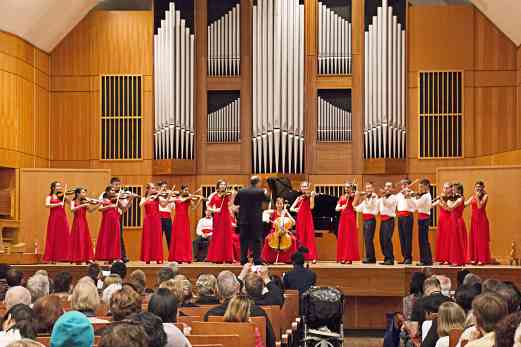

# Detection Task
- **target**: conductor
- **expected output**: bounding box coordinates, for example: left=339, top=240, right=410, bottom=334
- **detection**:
left=234, top=175, right=270, bottom=265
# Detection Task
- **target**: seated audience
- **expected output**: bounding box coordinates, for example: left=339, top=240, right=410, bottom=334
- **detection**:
left=496, top=286, right=521, bottom=314
left=436, top=276, right=452, bottom=297
left=157, top=267, right=175, bottom=287
left=32, top=295, right=64, bottom=334
left=52, top=272, right=72, bottom=300
left=168, top=262, right=179, bottom=277
left=463, top=273, right=482, bottom=291
left=203, top=270, right=275, bottom=347
left=50, top=311, right=94, bottom=347
left=147, top=288, right=191, bottom=347
left=102, top=283, right=122, bottom=306
left=481, top=279, right=502, bottom=293
left=282, top=247, right=316, bottom=294
left=416, top=290, right=451, bottom=347
left=434, top=302, right=466, bottom=347
left=171, top=278, right=198, bottom=307
left=457, top=269, right=471, bottom=288
left=129, top=312, right=167, bottom=347
left=194, top=274, right=219, bottom=305
left=6, top=270, right=23, bottom=289
left=110, top=286, right=142, bottom=321
left=86, top=263, right=101, bottom=286
left=5, top=339, right=44, bottom=347
left=494, top=312, right=521, bottom=347
left=243, top=268, right=283, bottom=307
left=103, top=274, right=122, bottom=289
left=463, top=293, right=508, bottom=347
left=129, top=270, right=149, bottom=295
left=0, top=304, right=36, bottom=344
left=26, top=275, right=49, bottom=304
left=110, top=261, right=127, bottom=280
left=0, top=265, right=11, bottom=300
left=403, top=272, right=426, bottom=321
left=224, top=294, right=264, bottom=347
left=71, top=280, right=103, bottom=319
left=4, top=287, right=31, bottom=311
left=98, top=321, right=148, bottom=347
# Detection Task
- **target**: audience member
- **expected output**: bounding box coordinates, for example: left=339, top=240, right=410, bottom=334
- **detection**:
left=494, top=312, right=521, bottom=347
left=110, top=261, right=127, bottom=280
left=103, top=274, right=122, bottom=289
left=50, top=311, right=94, bottom=347
left=224, top=294, right=264, bottom=347
left=32, top=295, right=64, bottom=334
left=195, top=274, right=219, bottom=305
left=457, top=269, right=471, bottom=288
left=129, top=312, right=167, bottom=347
left=167, top=262, right=179, bottom=277
left=26, top=275, right=49, bottom=303
left=98, top=322, right=148, bottom=347
left=4, top=287, right=31, bottom=311
left=455, top=285, right=481, bottom=314
left=282, top=247, right=316, bottom=294
left=434, top=302, right=466, bottom=347
left=0, top=264, right=11, bottom=300
left=157, top=267, right=175, bottom=287
left=71, top=280, right=100, bottom=318
left=463, top=273, right=482, bottom=290
left=0, top=304, right=36, bottom=344
left=6, top=270, right=23, bottom=288
left=436, top=276, right=452, bottom=297
left=464, top=293, right=508, bottom=347
left=110, top=286, right=142, bottom=321
left=5, top=339, right=44, bottom=347
left=481, top=279, right=502, bottom=293
left=171, top=278, right=197, bottom=307
left=496, top=286, right=521, bottom=314
left=129, top=270, right=148, bottom=295
left=102, top=283, right=122, bottom=306
left=86, top=263, right=101, bottom=286
left=514, top=321, right=521, bottom=347
left=403, top=272, right=426, bottom=321
left=243, top=268, right=283, bottom=307
left=418, top=289, right=451, bottom=347
left=411, top=277, right=447, bottom=328
left=52, top=272, right=72, bottom=299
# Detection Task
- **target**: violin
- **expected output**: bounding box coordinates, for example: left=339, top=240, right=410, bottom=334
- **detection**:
left=477, top=188, right=486, bottom=200
left=80, top=197, right=102, bottom=205
left=117, top=189, right=140, bottom=199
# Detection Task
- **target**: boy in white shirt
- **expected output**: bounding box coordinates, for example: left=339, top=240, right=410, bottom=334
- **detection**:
left=378, top=182, right=398, bottom=265
left=414, top=179, right=433, bottom=266
left=396, top=179, right=416, bottom=264
left=354, top=182, right=379, bottom=264
left=192, top=209, right=213, bottom=261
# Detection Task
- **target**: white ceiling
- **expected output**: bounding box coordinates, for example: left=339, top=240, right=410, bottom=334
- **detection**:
left=0, top=0, right=100, bottom=53
left=470, top=0, right=521, bottom=46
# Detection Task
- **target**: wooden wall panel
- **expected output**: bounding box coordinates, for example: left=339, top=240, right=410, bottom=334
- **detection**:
left=51, top=17, right=93, bottom=76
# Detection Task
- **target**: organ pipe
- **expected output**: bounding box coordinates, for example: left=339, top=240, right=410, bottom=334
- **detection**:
left=208, top=3, right=240, bottom=76
left=208, top=97, right=241, bottom=143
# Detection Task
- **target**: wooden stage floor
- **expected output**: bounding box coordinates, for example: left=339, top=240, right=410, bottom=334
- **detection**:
left=11, top=260, right=521, bottom=330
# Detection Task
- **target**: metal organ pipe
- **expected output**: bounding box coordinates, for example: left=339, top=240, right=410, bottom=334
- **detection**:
left=207, top=97, right=241, bottom=143
left=208, top=3, right=240, bottom=76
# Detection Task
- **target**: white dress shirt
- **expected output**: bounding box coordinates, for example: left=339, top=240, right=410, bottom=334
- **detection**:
left=354, top=195, right=379, bottom=215
left=396, top=192, right=416, bottom=213
left=378, top=195, right=397, bottom=217
left=196, top=217, right=213, bottom=237
left=413, top=192, right=432, bottom=215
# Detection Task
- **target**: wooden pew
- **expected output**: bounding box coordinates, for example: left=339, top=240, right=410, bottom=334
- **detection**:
left=179, top=305, right=215, bottom=319
left=193, top=345, right=224, bottom=347
left=188, top=334, right=240, bottom=347
left=177, top=315, right=201, bottom=327
left=208, top=315, right=267, bottom=346
left=190, top=322, right=256, bottom=347
left=282, top=291, right=299, bottom=329
left=262, top=305, right=282, bottom=340
left=95, top=303, right=108, bottom=316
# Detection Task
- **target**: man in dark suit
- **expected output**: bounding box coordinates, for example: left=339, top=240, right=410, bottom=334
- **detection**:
left=283, top=247, right=317, bottom=294
left=233, top=176, right=269, bottom=265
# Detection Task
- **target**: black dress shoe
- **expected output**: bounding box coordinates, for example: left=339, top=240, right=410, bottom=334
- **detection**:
left=362, top=259, right=376, bottom=264
left=379, top=260, right=394, bottom=265
left=404, top=259, right=412, bottom=265
left=416, top=262, right=433, bottom=266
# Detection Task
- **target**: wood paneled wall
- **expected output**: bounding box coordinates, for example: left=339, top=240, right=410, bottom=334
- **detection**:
left=0, top=32, right=50, bottom=169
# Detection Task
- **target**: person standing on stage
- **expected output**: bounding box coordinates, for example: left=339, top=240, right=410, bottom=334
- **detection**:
left=378, top=182, right=398, bottom=265
left=158, top=181, right=175, bottom=249
left=396, top=179, right=416, bottom=264
left=206, top=180, right=235, bottom=263
left=413, top=179, right=433, bottom=266
left=290, top=181, right=318, bottom=263
left=447, top=183, right=468, bottom=266
left=433, top=182, right=453, bottom=265
left=466, top=181, right=490, bottom=265
left=261, top=197, right=297, bottom=264
left=233, top=176, right=270, bottom=265
left=95, top=186, right=121, bottom=262
left=43, top=181, right=71, bottom=263
left=169, top=185, right=201, bottom=263
left=140, top=183, right=164, bottom=264
left=335, top=182, right=360, bottom=264
left=69, top=187, right=98, bottom=264
left=354, top=182, right=379, bottom=264
left=192, top=209, right=213, bottom=262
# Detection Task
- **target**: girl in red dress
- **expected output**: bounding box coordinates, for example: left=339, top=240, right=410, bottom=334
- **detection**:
left=43, top=181, right=71, bottom=263
left=95, top=186, right=121, bottom=262
left=290, top=181, right=318, bottom=263
left=335, top=182, right=360, bottom=264
left=140, top=183, right=164, bottom=264
left=447, top=183, right=468, bottom=266
left=206, top=180, right=235, bottom=263
left=433, top=182, right=452, bottom=265
left=261, top=197, right=297, bottom=264
left=69, top=187, right=97, bottom=264
left=466, top=181, right=490, bottom=265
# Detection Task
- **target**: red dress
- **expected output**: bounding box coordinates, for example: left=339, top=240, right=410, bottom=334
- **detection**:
left=261, top=210, right=297, bottom=264
left=69, top=203, right=94, bottom=263
left=141, top=199, right=164, bottom=262
left=207, top=194, right=235, bottom=263
left=95, top=200, right=121, bottom=261
left=468, top=197, right=490, bottom=263
left=336, top=196, right=360, bottom=262
left=43, top=196, right=70, bottom=262
left=169, top=199, right=192, bottom=262
left=448, top=203, right=468, bottom=266
left=295, top=197, right=317, bottom=261
left=435, top=204, right=451, bottom=263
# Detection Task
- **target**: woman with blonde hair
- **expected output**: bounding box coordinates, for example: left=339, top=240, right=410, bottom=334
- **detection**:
left=435, top=302, right=466, bottom=347
left=171, top=278, right=197, bottom=307
left=224, top=294, right=264, bottom=347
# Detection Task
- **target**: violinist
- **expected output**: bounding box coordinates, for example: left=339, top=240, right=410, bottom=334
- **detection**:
left=206, top=180, right=235, bottom=263
left=95, top=186, right=122, bottom=262
left=102, top=177, right=130, bottom=262
left=69, top=187, right=98, bottom=264
left=446, top=183, right=468, bottom=266
left=465, top=181, right=490, bottom=265
left=353, top=182, right=379, bottom=264
left=378, top=182, right=398, bottom=265
left=432, top=182, right=453, bottom=265
left=158, top=181, right=175, bottom=249
left=43, top=181, right=71, bottom=263
left=396, top=179, right=416, bottom=265
left=412, top=179, right=433, bottom=266
left=139, top=183, right=164, bottom=264
left=261, top=197, right=297, bottom=264
left=290, top=181, right=318, bottom=263
left=169, top=185, right=203, bottom=263
left=335, top=182, right=360, bottom=264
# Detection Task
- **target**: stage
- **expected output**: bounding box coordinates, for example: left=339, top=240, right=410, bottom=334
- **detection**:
left=10, top=260, right=521, bottom=330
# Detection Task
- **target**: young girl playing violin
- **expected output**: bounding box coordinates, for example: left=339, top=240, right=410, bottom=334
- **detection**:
left=43, top=181, right=71, bottom=263
left=206, top=180, right=235, bottom=263
left=95, top=186, right=122, bottom=262
left=69, top=187, right=98, bottom=264
left=437, top=183, right=467, bottom=266
left=140, top=183, right=164, bottom=264
left=335, top=182, right=360, bottom=264
left=261, top=197, right=297, bottom=264
left=290, top=181, right=318, bottom=263
left=466, top=181, right=490, bottom=265
left=433, top=182, right=452, bottom=265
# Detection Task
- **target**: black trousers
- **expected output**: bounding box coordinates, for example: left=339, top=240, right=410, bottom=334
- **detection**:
left=363, top=219, right=376, bottom=262
left=119, top=215, right=127, bottom=260
left=160, top=217, right=172, bottom=249
left=398, top=214, right=413, bottom=261
left=192, top=236, right=210, bottom=262
left=418, top=218, right=433, bottom=265
left=239, top=222, right=263, bottom=265
left=379, top=219, right=395, bottom=262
